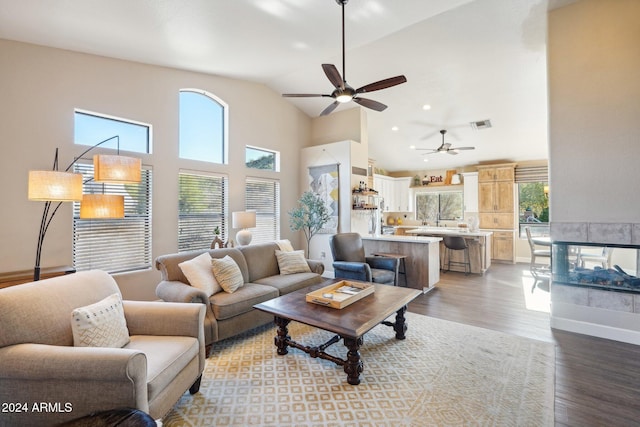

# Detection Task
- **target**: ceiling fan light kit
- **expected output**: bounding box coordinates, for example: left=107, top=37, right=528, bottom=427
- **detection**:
left=282, top=0, right=407, bottom=116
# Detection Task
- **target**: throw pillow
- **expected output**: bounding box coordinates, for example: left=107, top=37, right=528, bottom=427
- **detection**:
left=275, top=249, right=312, bottom=275
left=71, top=293, right=130, bottom=348
left=211, top=255, right=244, bottom=293
left=275, top=239, right=294, bottom=252
left=179, top=252, right=221, bottom=297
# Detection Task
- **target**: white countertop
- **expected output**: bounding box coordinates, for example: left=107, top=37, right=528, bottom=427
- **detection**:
left=360, top=234, right=442, bottom=243
left=404, top=228, right=493, bottom=238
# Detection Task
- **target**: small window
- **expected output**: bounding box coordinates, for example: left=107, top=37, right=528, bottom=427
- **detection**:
left=518, top=182, right=549, bottom=238
left=415, top=191, right=463, bottom=222
left=179, top=90, right=227, bottom=164
left=74, top=110, right=150, bottom=153
left=178, top=171, right=229, bottom=252
left=245, top=177, right=280, bottom=243
left=246, top=146, right=279, bottom=171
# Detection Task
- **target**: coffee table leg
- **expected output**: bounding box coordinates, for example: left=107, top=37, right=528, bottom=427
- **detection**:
left=343, top=336, right=364, bottom=385
left=274, top=316, right=291, bottom=355
left=394, top=305, right=408, bottom=340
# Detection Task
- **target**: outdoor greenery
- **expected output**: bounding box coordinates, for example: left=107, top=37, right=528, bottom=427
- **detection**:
left=288, top=191, right=331, bottom=256
left=519, top=182, right=549, bottom=222
left=415, top=192, right=464, bottom=222
left=245, top=154, right=275, bottom=170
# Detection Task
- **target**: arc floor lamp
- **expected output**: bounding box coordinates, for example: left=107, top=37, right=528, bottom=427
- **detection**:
left=28, top=135, right=141, bottom=281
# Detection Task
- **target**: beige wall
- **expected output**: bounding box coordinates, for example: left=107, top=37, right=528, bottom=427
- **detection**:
left=0, top=39, right=311, bottom=300
left=548, top=0, right=640, bottom=224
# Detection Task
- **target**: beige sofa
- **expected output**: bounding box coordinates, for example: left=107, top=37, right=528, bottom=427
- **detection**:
left=155, top=242, right=325, bottom=354
left=0, top=270, right=205, bottom=426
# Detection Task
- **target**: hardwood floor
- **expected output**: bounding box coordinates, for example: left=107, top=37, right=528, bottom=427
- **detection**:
left=407, top=262, right=640, bottom=427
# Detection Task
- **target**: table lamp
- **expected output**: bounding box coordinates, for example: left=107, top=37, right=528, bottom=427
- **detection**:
left=233, top=211, right=256, bottom=246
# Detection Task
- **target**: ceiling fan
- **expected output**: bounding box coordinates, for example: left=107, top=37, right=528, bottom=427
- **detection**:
left=282, top=0, right=407, bottom=116
left=417, top=129, right=475, bottom=155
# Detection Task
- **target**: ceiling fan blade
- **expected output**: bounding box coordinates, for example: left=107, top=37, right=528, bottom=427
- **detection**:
left=353, top=97, right=387, bottom=112
left=320, top=101, right=340, bottom=116
left=443, top=143, right=452, bottom=150
left=451, top=146, right=475, bottom=150
left=282, top=93, right=330, bottom=98
left=447, top=150, right=460, bottom=155
left=322, top=64, right=344, bottom=89
left=355, top=75, right=407, bottom=94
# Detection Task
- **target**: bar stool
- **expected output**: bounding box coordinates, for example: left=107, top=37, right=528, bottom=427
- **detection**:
left=372, top=252, right=407, bottom=286
left=442, top=236, right=470, bottom=275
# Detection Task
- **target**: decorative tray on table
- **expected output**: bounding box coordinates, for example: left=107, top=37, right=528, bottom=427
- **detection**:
left=306, top=280, right=374, bottom=309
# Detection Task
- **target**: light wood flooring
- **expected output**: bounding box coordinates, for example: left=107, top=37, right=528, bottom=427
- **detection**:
left=407, top=262, right=640, bottom=426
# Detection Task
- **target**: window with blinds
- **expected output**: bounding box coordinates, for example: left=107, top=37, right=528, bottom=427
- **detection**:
left=245, top=177, right=280, bottom=244
left=515, top=164, right=549, bottom=238
left=73, top=164, right=152, bottom=274
left=179, top=171, right=228, bottom=252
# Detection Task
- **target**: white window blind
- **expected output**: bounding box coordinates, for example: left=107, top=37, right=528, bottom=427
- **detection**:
left=245, top=177, right=280, bottom=244
left=73, top=164, right=152, bottom=274
left=179, top=171, right=228, bottom=252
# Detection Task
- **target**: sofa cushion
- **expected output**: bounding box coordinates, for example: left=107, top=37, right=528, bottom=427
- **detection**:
left=209, top=283, right=278, bottom=320
left=275, top=250, right=312, bottom=275
left=238, top=242, right=281, bottom=282
left=211, top=255, right=244, bottom=293
left=124, top=335, right=199, bottom=401
left=179, top=252, right=221, bottom=297
left=254, top=273, right=323, bottom=295
left=71, top=293, right=130, bottom=348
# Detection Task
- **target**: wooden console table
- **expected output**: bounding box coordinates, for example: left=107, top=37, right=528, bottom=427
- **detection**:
left=0, top=266, right=75, bottom=289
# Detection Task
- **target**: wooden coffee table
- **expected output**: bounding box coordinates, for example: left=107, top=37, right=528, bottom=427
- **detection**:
left=254, top=280, right=421, bottom=385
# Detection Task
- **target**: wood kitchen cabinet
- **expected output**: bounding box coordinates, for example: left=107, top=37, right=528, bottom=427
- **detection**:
left=477, top=163, right=517, bottom=262
left=492, top=231, right=515, bottom=262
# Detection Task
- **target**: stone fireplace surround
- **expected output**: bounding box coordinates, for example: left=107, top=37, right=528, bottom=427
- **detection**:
left=550, top=222, right=640, bottom=344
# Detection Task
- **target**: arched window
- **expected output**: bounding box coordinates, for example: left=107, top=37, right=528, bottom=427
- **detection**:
left=179, top=89, right=228, bottom=164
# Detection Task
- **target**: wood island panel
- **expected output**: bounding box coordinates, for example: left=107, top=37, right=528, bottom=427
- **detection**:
left=361, top=237, right=440, bottom=292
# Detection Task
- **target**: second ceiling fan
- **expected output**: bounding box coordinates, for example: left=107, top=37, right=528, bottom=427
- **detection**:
left=283, top=0, right=407, bottom=116
left=418, top=129, right=475, bottom=155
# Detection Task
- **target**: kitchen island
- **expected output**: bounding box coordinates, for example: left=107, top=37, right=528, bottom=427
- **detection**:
left=405, top=228, right=493, bottom=274
left=360, top=235, right=441, bottom=293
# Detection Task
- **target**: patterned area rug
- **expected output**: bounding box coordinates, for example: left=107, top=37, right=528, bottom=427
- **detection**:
left=164, top=313, right=554, bottom=426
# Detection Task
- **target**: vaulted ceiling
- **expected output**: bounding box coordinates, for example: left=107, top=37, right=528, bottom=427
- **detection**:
left=0, top=0, right=574, bottom=171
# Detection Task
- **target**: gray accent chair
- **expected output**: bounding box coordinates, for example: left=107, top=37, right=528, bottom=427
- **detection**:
left=0, top=270, right=206, bottom=426
left=330, top=232, right=398, bottom=285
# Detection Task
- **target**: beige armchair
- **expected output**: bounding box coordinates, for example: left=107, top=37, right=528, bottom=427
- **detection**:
left=0, top=270, right=205, bottom=426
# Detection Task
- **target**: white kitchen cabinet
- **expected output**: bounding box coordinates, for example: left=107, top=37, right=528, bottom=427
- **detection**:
left=462, top=172, right=478, bottom=212
left=395, top=177, right=412, bottom=211
left=373, top=174, right=412, bottom=212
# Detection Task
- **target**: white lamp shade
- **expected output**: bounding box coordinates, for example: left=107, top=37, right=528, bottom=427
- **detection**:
left=80, top=194, right=125, bottom=219
left=93, top=154, right=141, bottom=183
left=232, top=211, right=256, bottom=229
left=28, top=170, right=83, bottom=201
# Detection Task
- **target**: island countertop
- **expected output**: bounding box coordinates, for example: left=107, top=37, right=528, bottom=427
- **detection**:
left=360, top=234, right=442, bottom=243
left=404, top=228, right=493, bottom=238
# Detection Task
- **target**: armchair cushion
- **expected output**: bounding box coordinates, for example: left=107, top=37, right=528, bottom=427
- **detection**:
left=179, top=252, right=221, bottom=297
left=275, top=249, right=312, bottom=274
left=71, top=293, right=130, bottom=348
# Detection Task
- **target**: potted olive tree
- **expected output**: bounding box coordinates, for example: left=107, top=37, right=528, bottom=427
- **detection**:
left=288, top=191, right=331, bottom=257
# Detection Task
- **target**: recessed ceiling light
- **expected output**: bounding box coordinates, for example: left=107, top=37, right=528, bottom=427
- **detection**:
left=423, top=158, right=429, bottom=162
left=422, top=104, right=431, bottom=110
left=391, top=126, right=399, bottom=131
left=409, top=145, right=416, bottom=150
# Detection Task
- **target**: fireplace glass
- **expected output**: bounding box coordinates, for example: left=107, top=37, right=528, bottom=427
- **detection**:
left=552, top=242, right=640, bottom=293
